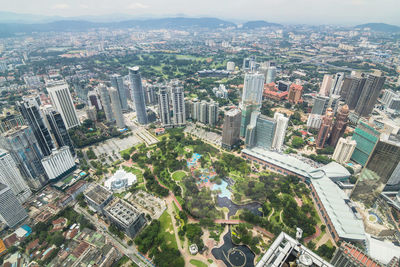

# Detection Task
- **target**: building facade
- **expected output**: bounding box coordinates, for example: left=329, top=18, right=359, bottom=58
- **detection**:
left=351, top=121, right=380, bottom=166
left=316, top=109, right=333, bottom=148
left=241, top=72, right=265, bottom=106
left=110, top=74, right=128, bottom=111
left=355, top=71, right=386, bottom=117
left=171, top=86, right=186, bottom=126
left=129, top=67, right=148, bottom=125
left=41, top=147, right=76, bottom=181
left=329, top=105, right=349, bottom=147
left=307, top=114, right=323, bottom=129
left=319, top=74, right=333, bottom=96
left=0, top=183, right=28, bottom=228
left=272, top=112, right=288, bottom=151
left=332, top=137, right=357, bottom=164
left=288, top=84, right=303, bottom=104
left=221, top=109, right=241, bottom=149
left=157, top=87, right=171, bottom=126
left=98, top=84, right=114, bottom=123
left=311, top=95, right=330, bottom=115
left=109, top=87, right=125, bottom=129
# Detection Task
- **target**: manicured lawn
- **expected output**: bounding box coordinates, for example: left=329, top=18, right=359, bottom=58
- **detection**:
left=159, top=211, right=178, bottom=250
left=172, top=171, right=186, bottom=181
left=189, top=259, right=208, bottom=267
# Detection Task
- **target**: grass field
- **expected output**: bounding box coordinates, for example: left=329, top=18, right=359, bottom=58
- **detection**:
left=159, top=211, right=178, bottom=250
left=172, top=171, right=186, bottom=181
left=189, top=259, right=208, bottom=267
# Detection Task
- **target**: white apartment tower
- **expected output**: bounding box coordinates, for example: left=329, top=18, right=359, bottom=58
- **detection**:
left=0, top=149, right=32, bottom=203
left=332, top=137, right=357, bottom=164
left=41, top=147, right=76, bottom=181
left=171, top=87, right=186, bottom=126
left=0, top=183, right=28, bottom=228
left=158, top=87, right=171, bottom=126
left=109, top=87, right=125, bottom=129
left=47, top=81, right=80, bottom=129
left=241, top=72, right=265, bottom=107
left=272, top=113, right=289, bottom=151
left=319, top=75, right=333, bottom=96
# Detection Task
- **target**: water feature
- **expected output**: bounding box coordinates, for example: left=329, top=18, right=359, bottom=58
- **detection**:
left=212, top=229, right=255, bottom=267
left=217, top=196, right=262, bottom=218
left=213, top=180, right=231, bottom=199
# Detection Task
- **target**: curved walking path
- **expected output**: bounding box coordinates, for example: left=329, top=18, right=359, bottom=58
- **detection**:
left=304, top=225, right=321, bottom=243
left=267, top=208, right=275, bottom=221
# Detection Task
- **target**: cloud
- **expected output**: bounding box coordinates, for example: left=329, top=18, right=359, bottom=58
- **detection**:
left=52, top=3, right=69, bottom=10
left=80, top=4, right=89, bottom=9
left=128, top=2, right=149, bottom=9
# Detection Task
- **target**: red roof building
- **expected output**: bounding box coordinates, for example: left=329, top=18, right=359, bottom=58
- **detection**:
left=288, top=84, right=303, bottom=104
left=263, top=82, right=289, bottom=101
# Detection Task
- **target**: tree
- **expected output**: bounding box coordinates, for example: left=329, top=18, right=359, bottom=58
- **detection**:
left=292, top=136, right=304, bottom=148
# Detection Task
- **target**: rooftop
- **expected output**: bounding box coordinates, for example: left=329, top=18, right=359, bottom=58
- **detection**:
left=84, top=184, right=112, bottom=206
left=104, top=199, right=141, bottom=227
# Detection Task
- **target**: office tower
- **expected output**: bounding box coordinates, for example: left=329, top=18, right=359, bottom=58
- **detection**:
left=382, top=89, right=400, bottom=111
left=158, top=87, right=171, bottom=126
left=42, top=106, right=75, bottom=156
left=355, top=71, right=386, bottom=117
left=110, top=74, right=128, bottom=111
left=316, top=109, right=333, bottom=148
left=0, top=183, right=28, bottom=228
left=272, top=113, right=288, bottom=151
left=88, top=91, right=102, bottom=111
left=329, top=105, right=349, bottom=147
left=208, top=101, right=218, bottom=126
left=311, top=95, right=330, bottom=115
left=241, top=72, right=265, bottom=106
left=340, top=77, right=352, bottom=99
left=277, top=81, right=290, bottom=92
left=98, top=84, right=114, bottom=122
left=287, top=84, right=303, bottom=104
left=265, top=66, right=277, bottom=84
left=171, top=87, right=186, bottom=126
left=330, top=72, right=344, bottom=96
left=240, top=103, right=259, bottom=137
left=307, top=114, right=323, bottom=129
left=352, top=134, right=400, bottom=205
left=73, top=79, right=89, bottom=103
left=129, top=67, right=148, bottom=125
left=328, top=94, right=341, bottom=114
left=0, top=126, right=47, bottom=189
left=41, top=146, right=76, bottom=181
left=245, top=112, right=276, bottom=150
left=351, top=121, right=380, bottom=166
left=222, top=109, right=242, bottom=149
left=17, top=96, right=54, bottom=156
left=0, top=149, right=31, bottom=203
left=226, top=61, right=235, bottom=72
left=242, top=56, right=256, bottom=71
left=199, top=100, right=208, bottom=124
left=47, top=81, right=80, bottom=129
left=319, top=74, right=333, bottom=96
left=86, top=106, right=97, bottom=122
left=332, top=137, right=357, bottom=164
left=109, top=87, right=125, bottom=129
left=344, top=75, right=367, bottom=110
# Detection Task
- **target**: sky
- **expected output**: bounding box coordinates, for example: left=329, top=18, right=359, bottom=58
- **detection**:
left=0, top=0, right=399, bottom=25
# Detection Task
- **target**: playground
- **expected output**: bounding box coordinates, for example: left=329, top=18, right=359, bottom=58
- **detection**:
left=187, top=153, right=217, bottom=188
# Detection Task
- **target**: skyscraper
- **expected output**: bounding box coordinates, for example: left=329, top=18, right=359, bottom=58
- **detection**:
left=350, top=120, right=380, bottom=166
left=0, top=126, right=47, bottom=189
left=265, top=66, right=277, bottom=84
left=316, top=109, right=333, bottom=148
left=344, top=75, right=366, bottom=110
left=272, top=112, right=289, bottom=151
left=307, top=114, right=323, bottom=129
left=0, top=183, right=28, bottom=228
left=171, top=86, right=186, bottom=126
left=0, top=149, right=31, bottom=203
left=311, top=95, right=330, bottom=115
left=158, top=87, right=171, bottom=126
left=330, top=72, right=344, bottom=96
left=222, top=109, right=242, bottom=150
left=47, top=81, right=80, bottom=129
left=319, top=74, right=333, bottom=96
left=241, top=72, right=265, bottom=106
left=110, top=74, right=128, bottom=111
left=17, top=96, right=54, bottom=156
left=109, top=87, right=125, bottom=129
left=208, top=101, right=218, bottom=126
left=245, top=112, right=276, bottom=150
left=287, top=84, right=303, bottom=104
left=332, top=137, right=357, bottom=164
left=355, top=71, right=386, bottom=117
left=199, top=100, right=208, bottom=124
left=240, top=103, right=259, bottom=137
left=98, top=84, right=114, bottom=123
left=42, top=106, right=75, bottom=156
left=87, top=90, right=102, bottom=111
left=129, top=67, right=148, bottom=125
left=329, top=105, right=349, bottom=147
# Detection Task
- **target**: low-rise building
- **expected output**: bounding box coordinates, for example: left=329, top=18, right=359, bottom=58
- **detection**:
left=84, top=184, right=113, bottom=214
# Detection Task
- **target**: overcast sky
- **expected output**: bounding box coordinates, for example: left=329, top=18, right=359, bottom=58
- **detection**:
left=1, top=0, right=399, bottom=25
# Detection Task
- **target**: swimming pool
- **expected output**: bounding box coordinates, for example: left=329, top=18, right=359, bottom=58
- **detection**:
left=213, top=180, right=231, bottom=199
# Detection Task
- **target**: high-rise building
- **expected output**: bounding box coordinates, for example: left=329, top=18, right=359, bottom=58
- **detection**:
left=86, top=106, right=97, bottom=122
left=192, top=100, right=201, bottom=121
left=73, top=79, right=89, bottom=103
left=245, top=112, right=276, bottom=150
left=171, top=87, right=186, bottom=126
left=316, top=109, right=333, bottom=148
left=265, top=66, right=277, bottom=84
left=340, top=76, right=352, bottom=99
left=42, top=106, right=75, bottom=156
left=129, top=67, right=148, bottom=125
left=41, top=146, right=76, bottom=181
left=287, top=84, right=303, bottom=104
left=351, top=121, right=380, bottom=166
left=157, top=87, right=171, bottom=126
left=0, top=149, right=31, bottom=203
left=272, top=113, right=289, bottom=151
left=240, top=103, right=259, bottom=137
left=110, top=74, right=128, bottom=111
left=344, top=75, right=367, bottom=110
left=226, top=61, right=235, bottom=72
left=199, top=101, right=208, bottom=124
left=98, top=84, right=114, bottom=123
left=311, top=95, right=330, bottom=115
left=109, top=87, right=125, bottom=129
left=221, top=109, right=241, bottom=149
left=277, top=81, right=290, bottom=92
left=319, top=74, right=333, bottom=96
left=17, top=96, right=54, bottom=156
left=329, top=105, right=349, bottom=147
left=332, top=137, right=357, bottom=164
left=87, top=91, right=102, bottom=111
left=0, top=126, right=47, bottom=189
left=241, top=72, right=265, bottom=106
left=330, top=72, right=344, bottom=96
left=47, top=81, right=80, bottom=129
left=145, top=85, right=157, bottom=105
left=0, top=113, right=25, bottom=134
left=355, top=71, right=386, bottom=117
left=208, top=101, right=218, bottom=126
left=307, top=114, right=323, bottom=129
left=0, top=183, right=28, bottom=228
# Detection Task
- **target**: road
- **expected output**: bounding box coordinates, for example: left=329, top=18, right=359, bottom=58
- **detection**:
left=75, top=205, right=154, bottom=267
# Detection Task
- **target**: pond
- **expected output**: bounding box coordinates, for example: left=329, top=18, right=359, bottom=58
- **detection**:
left=217, top=196, right=263, bottom=218
left=213, top=180, right=231, bottom=199
left=211, top=229, right=255, bottom=267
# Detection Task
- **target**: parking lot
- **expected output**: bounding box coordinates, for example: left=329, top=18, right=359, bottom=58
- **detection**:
left=184, top=123, right=222, bottom=146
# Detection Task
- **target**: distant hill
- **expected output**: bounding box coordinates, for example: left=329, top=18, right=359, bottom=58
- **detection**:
left=242, top=20, right=281, bottom=29
left=355, top=23, right=400, bottom=32
left=0, top=17, right=236, bottom=37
